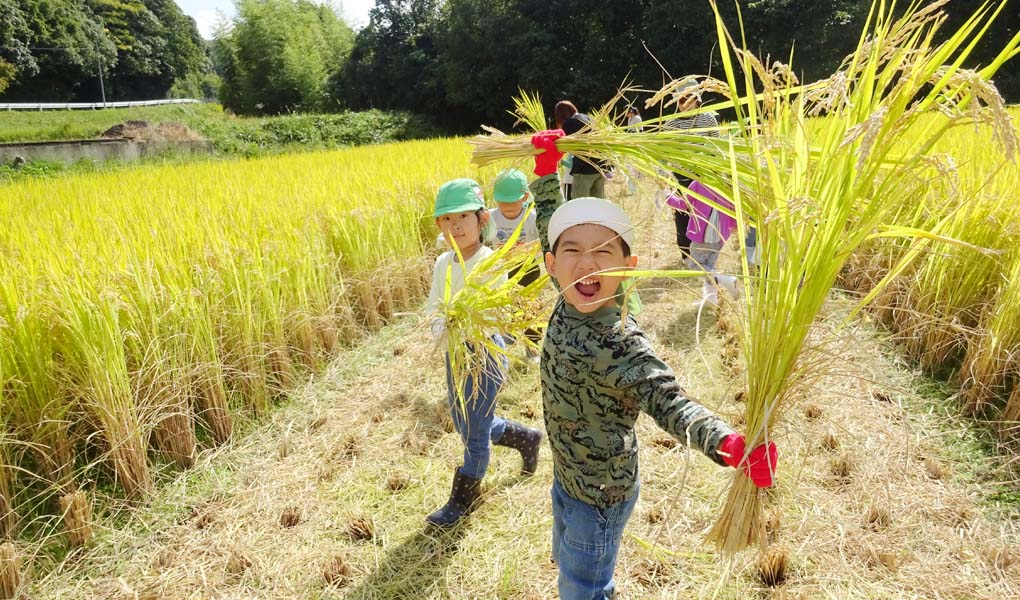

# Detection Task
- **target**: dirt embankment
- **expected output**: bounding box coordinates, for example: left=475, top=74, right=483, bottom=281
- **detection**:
left=101, top=120, right=203, bottom=143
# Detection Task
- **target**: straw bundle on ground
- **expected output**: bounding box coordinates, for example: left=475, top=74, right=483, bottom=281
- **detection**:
left=470, top=0, right=1019, bottom=554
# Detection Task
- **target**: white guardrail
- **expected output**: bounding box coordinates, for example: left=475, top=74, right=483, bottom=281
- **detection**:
left=0, top=99, right=201, bottom=111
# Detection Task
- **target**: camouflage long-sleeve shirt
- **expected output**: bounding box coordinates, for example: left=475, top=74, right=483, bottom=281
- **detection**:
left=529, top=173, right=735, bottom=507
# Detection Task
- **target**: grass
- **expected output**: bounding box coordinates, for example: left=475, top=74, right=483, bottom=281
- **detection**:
left=0, top=103, right=445, bottom=155
left=17, top=178, right=1019, bottom=599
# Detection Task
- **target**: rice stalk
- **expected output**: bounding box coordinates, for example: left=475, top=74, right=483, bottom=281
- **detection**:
left=0, top=280, right=75, bottom=493
left=510, top=89, right=547, bottom=133
left=58, top=281, right=152, bottom=498
left=0, top=440, right=12, bottom=541
left=959, top=253, right=1020, bottom=415
left=58, top=490, right=93, bottom=548
left=0, top=319, right=16, bottom=540
left=0, top=542, right=20, bottom=599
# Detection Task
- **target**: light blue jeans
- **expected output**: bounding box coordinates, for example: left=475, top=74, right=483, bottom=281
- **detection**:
left=551, top=477, right=639, bottom=600
left=444, top=336, right=508, bottom=479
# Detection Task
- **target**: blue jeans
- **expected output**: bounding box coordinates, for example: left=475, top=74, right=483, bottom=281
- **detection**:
left=444, top=336, right=508, bottom=479
left=551, top=477, right=638, bottom=600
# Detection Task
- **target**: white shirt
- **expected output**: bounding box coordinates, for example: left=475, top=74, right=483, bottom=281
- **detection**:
left=425, top=246, right=506, bottom=337
left=488, top=205, right=539, bottom=249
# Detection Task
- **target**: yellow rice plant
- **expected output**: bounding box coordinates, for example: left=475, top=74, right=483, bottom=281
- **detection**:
left=0, top=139, right=496, bottom=537
left=471, top=0, right=1020, bottom=554
left=0, top=277, right=76, bottom=496
left=960, top=250, right=1020, bottom=417
left=56, top=276, right=153, bottom=498
left=510, top=88, right=547, bottom=133
left=873, top=115, right=1020, bottom=373
left=0, top=334, right=15, bottom=539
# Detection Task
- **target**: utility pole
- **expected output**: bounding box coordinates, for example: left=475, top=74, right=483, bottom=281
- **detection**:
left=96, top=42, right=106, bottom=106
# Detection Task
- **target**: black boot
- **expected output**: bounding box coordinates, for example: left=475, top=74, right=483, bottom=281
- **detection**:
left=425, top=469, right=482, bottom=528
left=495, top=421, right=543, bottom=476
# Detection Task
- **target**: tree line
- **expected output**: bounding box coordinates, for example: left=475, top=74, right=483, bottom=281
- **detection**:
left=3, top=1, right=1016, bottom=132
left=1, top=0, right=212, bottom=101
left=333, top=0, right=1018, bottom=132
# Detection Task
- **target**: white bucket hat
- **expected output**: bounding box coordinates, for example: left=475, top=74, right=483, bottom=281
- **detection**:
left=548, top=197, right=635, bottom=250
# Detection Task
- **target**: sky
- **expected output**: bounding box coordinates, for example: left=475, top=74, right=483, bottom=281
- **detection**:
left=174, top=1, right=374, bottom=39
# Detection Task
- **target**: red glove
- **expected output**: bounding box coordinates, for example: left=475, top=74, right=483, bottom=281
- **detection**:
left=717, top=433, right=777, bottom=488
left=531, top=129, right=565, bottom=177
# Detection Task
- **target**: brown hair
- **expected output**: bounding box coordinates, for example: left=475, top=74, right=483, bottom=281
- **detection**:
left=554, top=100, right=578, bottom=128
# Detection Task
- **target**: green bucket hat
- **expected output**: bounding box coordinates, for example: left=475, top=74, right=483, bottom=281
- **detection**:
left=433, top=178, right=485, bottom=218
left=492, top=169, right=529, bottom=203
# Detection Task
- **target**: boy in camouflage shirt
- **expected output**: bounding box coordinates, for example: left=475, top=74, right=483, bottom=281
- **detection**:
left=528, top=130, right=778, bottom=599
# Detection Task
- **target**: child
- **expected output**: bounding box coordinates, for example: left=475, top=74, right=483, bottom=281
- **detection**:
left=423, top=178, right=544, bottom=528
left=677, top=179, right=741, bottom=305
left=528, top=131, right=778, bottom=599
left=490, top=169, right=543, bottom=357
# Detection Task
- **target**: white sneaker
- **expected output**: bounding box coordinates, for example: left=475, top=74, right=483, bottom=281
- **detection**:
left=716, top=274, right=739, bottom=299
left=700, top=280, right=720, bottom=307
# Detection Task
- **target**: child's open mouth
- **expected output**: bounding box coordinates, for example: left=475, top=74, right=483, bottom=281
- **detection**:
left=574, top=277, right=601, bottom=299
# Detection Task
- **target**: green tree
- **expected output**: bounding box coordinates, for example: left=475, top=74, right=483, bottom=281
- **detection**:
left=334, top=0, right=444, bottom=116
left=214, top=0, right=354, bottom=114
left=0, top=0, right=37, bottom=94
left=143, top=0, right=211, bottom=95
left=86, top=0, right=169, bottom=99
left=1, top=0, right=118, bottom=101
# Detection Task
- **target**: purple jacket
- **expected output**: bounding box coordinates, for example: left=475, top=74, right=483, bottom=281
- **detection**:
left=666, top=180, right=736, bottom=244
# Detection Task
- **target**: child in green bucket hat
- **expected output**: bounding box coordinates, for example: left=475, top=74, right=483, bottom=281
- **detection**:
left=490, top=169, right=544, bottom=359
left=422, top=178, right=544, bottom=528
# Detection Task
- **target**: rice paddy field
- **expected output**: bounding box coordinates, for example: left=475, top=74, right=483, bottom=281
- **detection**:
left=3, top=1, right=1020, bottom=595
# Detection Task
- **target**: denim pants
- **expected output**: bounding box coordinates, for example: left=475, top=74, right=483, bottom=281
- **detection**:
left=444, top=336, right=508, bottom=479
left=551, top=477, right=639, bottom=600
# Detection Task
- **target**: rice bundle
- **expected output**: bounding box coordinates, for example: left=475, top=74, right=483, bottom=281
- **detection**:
left=470, top=0, right=1020, bottom=554
left=435, top=205, right=550, bottom=413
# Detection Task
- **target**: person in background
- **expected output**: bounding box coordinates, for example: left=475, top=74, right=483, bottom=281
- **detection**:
left=623, top=106, right=643, bottom=196
left=666, top=78, right=720, bottom=263
left=554, top=100, right=606, bottom=200
left=490, top=169, right=544, bottom=359
left=626, top=106, right=643, bottom=130
left=424, top=178, right=544, bottom=528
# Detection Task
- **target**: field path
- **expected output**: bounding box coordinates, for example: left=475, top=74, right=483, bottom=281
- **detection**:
left=34, top=184, right=1020, bottom=599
